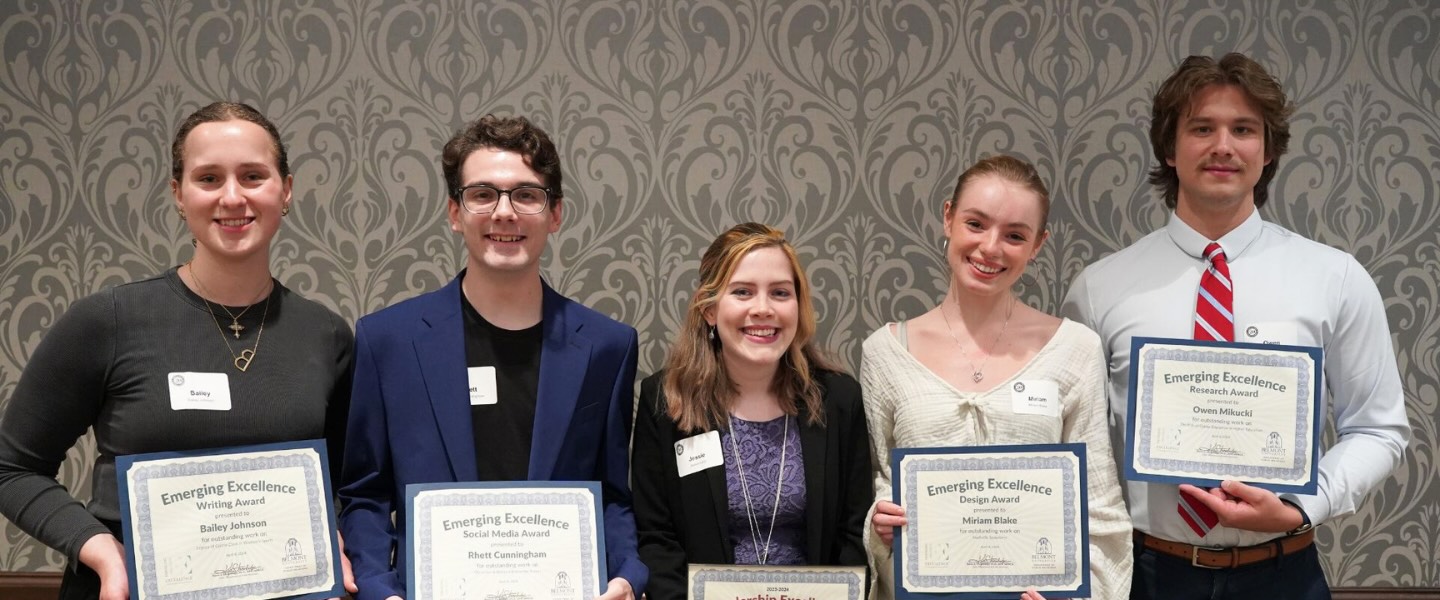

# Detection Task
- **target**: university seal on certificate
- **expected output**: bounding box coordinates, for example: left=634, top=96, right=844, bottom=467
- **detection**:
left=1125, top=337, right=1322, bottom=493
left=116, top=439, right=342, bottom=600
left=687, top=564, right=866, bottom=600
left=891, top=444, right=1089, bottom=600
left=405, top=482, right=606, bottom=600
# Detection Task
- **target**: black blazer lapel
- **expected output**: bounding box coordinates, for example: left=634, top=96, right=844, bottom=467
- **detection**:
left=704, top=446, right=734, bottom=561
left=798, top=406, right=828, bottom=564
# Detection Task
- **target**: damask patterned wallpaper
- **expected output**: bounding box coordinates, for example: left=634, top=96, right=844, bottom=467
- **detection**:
left=1, top=0, right=1435, bottom=586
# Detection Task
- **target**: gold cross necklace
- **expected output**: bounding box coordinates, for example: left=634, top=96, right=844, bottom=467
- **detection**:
left=186, top=262, right=271, bottom=372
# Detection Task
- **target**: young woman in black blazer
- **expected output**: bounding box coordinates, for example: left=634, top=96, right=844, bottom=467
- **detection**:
left=631, top=222, right=872, bottom=600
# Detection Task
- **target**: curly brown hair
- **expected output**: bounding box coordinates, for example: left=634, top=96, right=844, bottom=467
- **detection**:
left=442, top=114, right=563, bottom=204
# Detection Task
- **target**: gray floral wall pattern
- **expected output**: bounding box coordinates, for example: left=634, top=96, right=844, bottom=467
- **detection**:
left=1, top=0, right=1436, bottom=587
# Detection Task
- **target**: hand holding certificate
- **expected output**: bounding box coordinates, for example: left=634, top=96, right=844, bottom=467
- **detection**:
left=406, top=482, right=606, bottom=600
left=116, top=439, right=343, bottom=600
left=891, top=444, right=1090, bottom=600
left=1125, top=337, right=1322, bottom=493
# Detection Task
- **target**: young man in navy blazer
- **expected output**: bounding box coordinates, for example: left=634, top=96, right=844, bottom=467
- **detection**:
left=338, top=115, right=646, bottom=600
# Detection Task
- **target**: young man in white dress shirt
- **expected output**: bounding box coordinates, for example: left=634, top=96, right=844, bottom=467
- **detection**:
left=1061, top=53, right=1410, bottom=599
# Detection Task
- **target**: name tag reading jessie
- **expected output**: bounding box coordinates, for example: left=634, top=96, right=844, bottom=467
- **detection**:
left=116, top=440, right=342, bottom=600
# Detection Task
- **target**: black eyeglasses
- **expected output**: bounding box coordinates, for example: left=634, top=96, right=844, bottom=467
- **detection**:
left=453, top=184, right=553, bottom=215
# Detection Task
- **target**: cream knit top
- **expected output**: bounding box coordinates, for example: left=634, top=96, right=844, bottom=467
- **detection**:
left=861, top=318, right=1132, bottom=599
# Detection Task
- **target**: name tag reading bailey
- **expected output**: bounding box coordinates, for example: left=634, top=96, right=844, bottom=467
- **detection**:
left=167, top=371, right=232, bottom=411
left=1125, top=337, right=1322, bottom=494
left=117, top=440, right=342, bottom=600
left=891, top=444, right=1090, bottom=600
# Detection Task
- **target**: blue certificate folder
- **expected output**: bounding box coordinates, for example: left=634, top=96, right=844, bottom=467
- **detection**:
left=405, top=481, right=607, bottom=600
left=115, top=439, right=343, bottom=600
left=891, top=443, right=1090, bottom=600
left=1125, top=336, right=1323, bottom=494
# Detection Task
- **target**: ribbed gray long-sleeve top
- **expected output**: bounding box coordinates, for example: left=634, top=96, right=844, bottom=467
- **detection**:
left=0, top=267, right=353, bottom=563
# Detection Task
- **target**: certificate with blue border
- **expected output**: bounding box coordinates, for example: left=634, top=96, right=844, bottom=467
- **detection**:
left=891, top=444, right=1089, bottom=599
left=405, top=481, right=606, bottom=600
left=115, top=439, right=342, bottom=600
left=687, top=564, right=866, bottom=600
left=1125, top=337, right=1322, bottom=494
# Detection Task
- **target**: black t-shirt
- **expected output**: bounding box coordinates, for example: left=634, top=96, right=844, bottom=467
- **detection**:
left=461, top=298, right=543, bottom=481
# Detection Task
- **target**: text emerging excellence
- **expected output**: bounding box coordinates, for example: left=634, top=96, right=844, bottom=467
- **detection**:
left=441, top=512, right=573, bottom=531
left=1162, top=370, right=1288, bottom=393
left=925, top=478, right=1054, bottom=497
left=160, top=480, right=299, bottom=505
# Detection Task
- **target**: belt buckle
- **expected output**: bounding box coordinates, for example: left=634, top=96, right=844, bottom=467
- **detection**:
left=1191, top=545, right=1229, bottom=569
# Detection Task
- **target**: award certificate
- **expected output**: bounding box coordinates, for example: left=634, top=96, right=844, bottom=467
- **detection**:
left=116, top=439, right=342, bottom=600
left=687, top=564, right=866, bottom=600
left=406, top=482, right=606, bottom=600
left=1126, top=337, right=1323, bottom=493
left=891, top=444, right=1089, bottom=600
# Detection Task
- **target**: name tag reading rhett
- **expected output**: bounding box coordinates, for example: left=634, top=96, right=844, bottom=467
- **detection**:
left=1011, top=379, right=1061, bottom=417
left=167, top=372, right=231, bottom=411
left=674, top=430, right=723, bottom=477
left=467, top=367, right=498, bottom=406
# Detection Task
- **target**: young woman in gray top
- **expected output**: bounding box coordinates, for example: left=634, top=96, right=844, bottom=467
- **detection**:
left=0, top=102, right=354, bottom=600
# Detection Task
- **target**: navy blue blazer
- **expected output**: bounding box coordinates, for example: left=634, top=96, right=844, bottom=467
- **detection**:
left=337, top=272, right=647, bottom=600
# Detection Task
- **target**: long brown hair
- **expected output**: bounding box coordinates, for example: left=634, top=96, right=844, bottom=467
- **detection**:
left=661, top=223, right=839, bottom=433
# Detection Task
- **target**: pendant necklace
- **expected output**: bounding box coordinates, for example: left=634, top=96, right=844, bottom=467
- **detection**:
left=939, top=293, right=1014, bottom=383
left=187, top=262, right=271, bottom=372
left=728, top=413, right=788, bottom=565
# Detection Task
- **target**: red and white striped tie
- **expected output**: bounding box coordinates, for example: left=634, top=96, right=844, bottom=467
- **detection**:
left=1179, top=242, right=1232, bottom=536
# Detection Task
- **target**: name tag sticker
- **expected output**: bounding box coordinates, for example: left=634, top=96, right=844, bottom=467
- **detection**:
left=167, top=372, right=232, bottom=411
left=675, top=430, right=723, bottom=477
left=1010, top=379, right=1061, bottom=417
left=467, top=367, right=498, bottom=405
left=1241, top=321, right=1300, bottom=345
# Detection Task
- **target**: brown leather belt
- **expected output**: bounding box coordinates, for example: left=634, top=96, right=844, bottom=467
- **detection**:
left=1135, top=529, right=1315, bottom=569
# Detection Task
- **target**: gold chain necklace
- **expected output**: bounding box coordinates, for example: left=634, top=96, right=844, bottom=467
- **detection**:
left=186, top=262, right=271, bottom=372
left=939, top=294, right=1014, bottom=383
left=189, top=262, right=264, bottom=338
